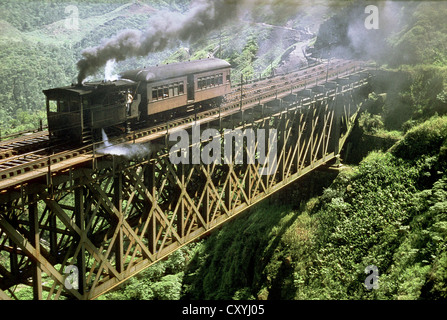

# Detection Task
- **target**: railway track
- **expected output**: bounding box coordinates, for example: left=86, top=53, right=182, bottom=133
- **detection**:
left=225, top=58, right=350, bottom=103
left=0, top=130, right=50, bottom=160
left=0, top=59, right=367, bottom=190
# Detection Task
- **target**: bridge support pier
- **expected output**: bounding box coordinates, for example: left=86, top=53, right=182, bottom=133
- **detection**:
left=29, top=193, right=42, bottom=300
left=333, top=90, right=342, bottom=156
left=113, top=172, right=124, bottom=275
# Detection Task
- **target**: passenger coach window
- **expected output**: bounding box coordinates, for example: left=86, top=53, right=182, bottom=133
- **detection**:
left=197, top=74, right=225, bottom=90
left=152, top=89, right=158, bottom=100
left=179, top=83, right=184, bottom=95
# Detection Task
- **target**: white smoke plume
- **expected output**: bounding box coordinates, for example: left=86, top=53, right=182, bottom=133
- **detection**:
left=76, top=0, right=306, bottom=84
left=314, top=0, right=417, bottom=63
left=97, top=129, right=151, bottom=159
left=345, top=1, right=405, bottom=62
left=104, top=59, right=119, bottom=81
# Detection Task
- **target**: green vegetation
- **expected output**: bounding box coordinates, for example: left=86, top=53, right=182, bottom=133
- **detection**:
left=0, top=41, right=77, bottom=133
left=228, top=34, right=259, bottom=81
left=273, top=117, right=447, bottom=299
left=181, top=204, right=298, bottom=300
left=389, top=2, right=447, bottom=67
left=101, top=246, right=192, bottom=300
left=174, top=117, right=446, bottom=300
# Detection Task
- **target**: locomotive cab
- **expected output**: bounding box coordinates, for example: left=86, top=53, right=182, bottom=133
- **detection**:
left=44, top=88, right=85, bottom=144
left=43, top=79, right=140, bottom=145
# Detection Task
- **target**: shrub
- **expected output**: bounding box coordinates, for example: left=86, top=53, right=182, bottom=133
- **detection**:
left=359, top=111, right=385, bottom=134
left=392, top=116, right=447, bottom=160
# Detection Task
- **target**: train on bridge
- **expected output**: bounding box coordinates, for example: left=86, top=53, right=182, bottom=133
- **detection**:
left=42, top=56, right=348, bottom=147
left=43, top=58, right=232, bottom=145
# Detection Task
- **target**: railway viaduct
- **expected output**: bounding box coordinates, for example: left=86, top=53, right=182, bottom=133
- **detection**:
left=0, top=60, right=372, bottom=300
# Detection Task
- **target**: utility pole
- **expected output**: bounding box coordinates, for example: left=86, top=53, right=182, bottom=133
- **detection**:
left=219, top=30, right=222, bottom=59
left=240, top=74, right=243, bottom=111
left=240, top=74, right=244, bottom=126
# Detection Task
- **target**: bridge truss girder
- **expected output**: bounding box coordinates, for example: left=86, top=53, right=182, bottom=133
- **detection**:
left=0, top=80, right=369, bottom=300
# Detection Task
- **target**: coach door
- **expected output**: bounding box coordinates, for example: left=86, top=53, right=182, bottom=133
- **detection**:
left=187, top=74, right=195, bottom=102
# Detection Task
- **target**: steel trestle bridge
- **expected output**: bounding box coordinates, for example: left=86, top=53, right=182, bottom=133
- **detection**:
left=0, top=59, right=372, bottom=299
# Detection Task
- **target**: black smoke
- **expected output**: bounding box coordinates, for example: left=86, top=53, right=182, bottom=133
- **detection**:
left=76, top=0, right=306, bottom=84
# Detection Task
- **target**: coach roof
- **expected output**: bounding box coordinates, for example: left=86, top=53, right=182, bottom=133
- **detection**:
left=120, top=58, right=231, bottom=83
left=43, top=79, right=136, bottom=96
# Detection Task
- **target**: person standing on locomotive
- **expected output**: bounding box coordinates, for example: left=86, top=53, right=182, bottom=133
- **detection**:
left=126, top=90, right=133, bottom=116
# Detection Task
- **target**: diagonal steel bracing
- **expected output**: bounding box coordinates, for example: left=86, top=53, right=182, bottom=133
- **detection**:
left=0, top=73, right=371, bottom=299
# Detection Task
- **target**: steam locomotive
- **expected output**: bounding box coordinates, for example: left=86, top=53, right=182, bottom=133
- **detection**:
left=43, top=58, right=232, bottom=144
